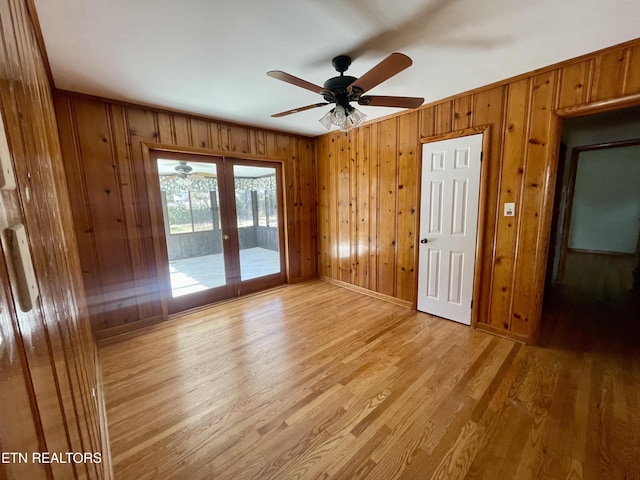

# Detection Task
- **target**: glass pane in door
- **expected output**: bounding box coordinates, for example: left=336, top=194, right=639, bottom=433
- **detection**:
left=233, top=165, right=281, bottom=281
left=157, top=159, right=226, bottom=297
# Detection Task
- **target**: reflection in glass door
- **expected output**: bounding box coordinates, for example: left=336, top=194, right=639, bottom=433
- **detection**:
left=233, top=164, right=281, bottom=281
left=157, top=158, right=228, bottom=298
left=152, top=152, right=286, bottom=313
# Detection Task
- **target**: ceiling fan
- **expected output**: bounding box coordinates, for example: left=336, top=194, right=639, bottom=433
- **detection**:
left=267, top=53, right=424, bottom=131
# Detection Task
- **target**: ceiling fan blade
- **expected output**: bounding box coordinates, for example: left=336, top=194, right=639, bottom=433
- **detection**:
left=358, top=95, right=424, bottom=109
left=347, top=52, right=413, bottom=94
left=267, top=70, right=326, bottom=95
left=271, top=102, right=330, bottom=118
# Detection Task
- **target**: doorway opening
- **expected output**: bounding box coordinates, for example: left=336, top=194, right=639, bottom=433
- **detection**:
left=150, top=151, right=286, bottom=314
left=541, top=106, right=640, bottom=346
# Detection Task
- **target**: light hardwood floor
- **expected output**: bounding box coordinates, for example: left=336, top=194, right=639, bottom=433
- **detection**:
left=100, top=272, right=640, bottom=479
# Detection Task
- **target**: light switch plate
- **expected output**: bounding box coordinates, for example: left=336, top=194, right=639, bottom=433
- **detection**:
left=504, top=202, right=515, bottom=217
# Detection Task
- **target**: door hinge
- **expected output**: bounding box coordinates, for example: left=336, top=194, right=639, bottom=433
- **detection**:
left=479, top=152, right=483, bottom=162
left=470, top=300, right=473, bottom=309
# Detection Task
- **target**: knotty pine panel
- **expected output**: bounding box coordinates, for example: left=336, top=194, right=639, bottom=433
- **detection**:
left=109, top=105, right=158, bottom=322
left=487, top=79, right=529, bottom=333
left=625, top=45, right=640, bottom=95
left=348, top=132, right=359, bottom=286
left=434, top=101, right=454, bottom=135
left=354, top=126, right=371, bottom=288
left=316, top=38, right=640, bottom=343
left=74, top=99, right=140, bottom=328
left=327, top=134, right=339, bottom=280
left=395, top=112, right=419, bottom=302
left=0, top=0, right=108, bottom=478
left=557, top=60, right=591, bottom=109
left=120, top=106, right=166, bottom=323
left=419, top=105, right=437, bottom=139
left=190, top=118, right=211, bottom=149
left=339, top=132, right=353, bottom=283
left=286, top=137, right=316, bottom=281
left=368, top=123, right=381, bottom=292
left=316, top=135, right=331, bottom=277
left=591, top=47, right=630, bottom=102
left=377, top=118, right=399, bottom=297
left=511, top=71, right=559, bottom=339
left=453, top=95, right=474, bottom=131
left=54, top=91, right=316, bottom=333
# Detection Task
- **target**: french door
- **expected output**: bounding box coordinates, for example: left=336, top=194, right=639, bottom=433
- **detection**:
left=150, top=151, right=286, bottom=314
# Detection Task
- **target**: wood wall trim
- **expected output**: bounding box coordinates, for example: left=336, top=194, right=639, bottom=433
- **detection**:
left=555, top=92, right=640, bottom=117
left=473, top=129, right=493, bottom=328
left=142, top=141, right=290, bottom=163
left=419, top=124, right=490, bottom=143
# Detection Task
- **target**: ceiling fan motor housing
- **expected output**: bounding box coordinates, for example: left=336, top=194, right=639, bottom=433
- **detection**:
left=322, top=75, right=357, bottom=101
left=322, top=55, right=363, bottom=104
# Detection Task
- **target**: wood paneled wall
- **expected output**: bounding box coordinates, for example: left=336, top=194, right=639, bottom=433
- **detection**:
left=54, top=92, right=317, bottom=333
left=0, top=1, right=109, bottom=478
left=317, top=38, right=640, bottom=343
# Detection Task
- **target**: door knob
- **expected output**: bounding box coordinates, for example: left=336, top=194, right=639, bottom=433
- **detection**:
left=223, top=234, right=230, bottom=240
left=420, top=238, right=428, bottom=244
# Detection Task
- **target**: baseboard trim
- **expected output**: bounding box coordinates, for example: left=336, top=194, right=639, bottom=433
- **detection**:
left=319, top=276, right=414, bottom=309
left=476, top=323, right=527, bottom=343
left=95, top=314, right=164, bottom=341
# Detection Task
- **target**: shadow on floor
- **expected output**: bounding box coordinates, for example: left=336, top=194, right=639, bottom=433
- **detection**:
left=539, top=252, right=640, bottom=354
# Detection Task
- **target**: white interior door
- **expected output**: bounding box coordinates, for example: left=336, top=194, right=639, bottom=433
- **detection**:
left=417, top=134, right=483, bottom=325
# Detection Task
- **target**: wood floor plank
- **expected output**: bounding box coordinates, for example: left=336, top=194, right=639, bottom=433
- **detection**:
left=99, top=271, right=640, bottom=480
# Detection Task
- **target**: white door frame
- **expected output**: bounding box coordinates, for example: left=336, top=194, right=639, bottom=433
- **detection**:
left=417, top=126, right=490, bottom=328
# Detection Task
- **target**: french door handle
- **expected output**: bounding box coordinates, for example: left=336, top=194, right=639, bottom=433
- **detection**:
left=420, top=238, right=428, bottom=244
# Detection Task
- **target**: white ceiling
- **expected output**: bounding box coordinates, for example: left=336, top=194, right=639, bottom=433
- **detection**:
left=34, top=0, right=640, bottom=137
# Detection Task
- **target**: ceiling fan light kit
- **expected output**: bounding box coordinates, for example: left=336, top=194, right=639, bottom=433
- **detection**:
left=318, top=104, right=367, bottom=131
left=268, top=52, right=424, bottom=132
